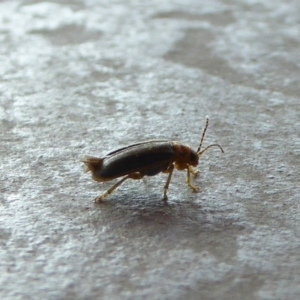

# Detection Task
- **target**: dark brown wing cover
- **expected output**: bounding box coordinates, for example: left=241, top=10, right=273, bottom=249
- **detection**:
left=96, top=141, right=175, bottom=179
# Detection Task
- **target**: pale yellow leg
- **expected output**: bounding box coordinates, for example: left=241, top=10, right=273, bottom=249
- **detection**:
left=187, top=166, right=199, bottom=192
left=162, top=164, right=175, bottom=201
left=95, top=172, right=144, bottom=202
left=189, top=166, right=199, bottom=177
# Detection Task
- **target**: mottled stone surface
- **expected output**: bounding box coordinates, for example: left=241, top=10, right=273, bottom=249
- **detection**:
left=1, top=1, right=299, bottom=299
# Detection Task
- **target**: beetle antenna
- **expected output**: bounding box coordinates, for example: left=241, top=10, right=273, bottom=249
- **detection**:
left=197, top=116, right=224, bottom=156
left=197, top=116, right=210, bottom=153
left=198, top=143, right=224, bottom=157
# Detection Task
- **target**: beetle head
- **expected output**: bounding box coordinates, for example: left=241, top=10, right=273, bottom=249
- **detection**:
left=197, top=116, right=224, bottom=159
left=189, top=149, right=199, bottom=166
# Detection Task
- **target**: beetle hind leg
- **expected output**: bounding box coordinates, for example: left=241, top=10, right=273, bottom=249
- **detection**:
left=187, top=166, right=199, bottom=192
left=95, top=173, right=144, bottom=202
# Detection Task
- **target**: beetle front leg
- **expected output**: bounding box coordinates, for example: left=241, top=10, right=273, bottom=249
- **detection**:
left=95, top=172, right=144, bottom=202
left=189, top=166, right=199, bottom=177
left=162, top=164, right=175, bottom=201
left=187, top=166, right=199, bottom=192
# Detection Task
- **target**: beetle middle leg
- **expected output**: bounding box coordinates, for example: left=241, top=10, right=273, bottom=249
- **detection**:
left=95, top=172, right=144, bottom=202
left=162, top=164, right=175, bottom=201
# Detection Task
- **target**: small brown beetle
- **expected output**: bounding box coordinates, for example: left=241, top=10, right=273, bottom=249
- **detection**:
left=82, top=117, right=224, bottom=202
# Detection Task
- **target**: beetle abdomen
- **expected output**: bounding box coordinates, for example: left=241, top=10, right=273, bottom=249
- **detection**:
left=81, top=156, right=103, bottom=173
left=96, top=141, right=175, bottom=179
left=140, top=164, right=170, bottom=176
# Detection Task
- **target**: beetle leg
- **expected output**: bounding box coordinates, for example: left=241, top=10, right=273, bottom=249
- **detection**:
left=187, top=166, right=199, bottom=192
left=95, top=175, right=130, bottom=202
left=189, top=166, right=199, bottom=177
left=162, top=164, right=175, bottom=201
left=95, top=172, right=144, bottom=202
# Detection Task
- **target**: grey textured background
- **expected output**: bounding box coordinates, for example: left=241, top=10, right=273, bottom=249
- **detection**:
left=1, top=1, right=300, bottom=299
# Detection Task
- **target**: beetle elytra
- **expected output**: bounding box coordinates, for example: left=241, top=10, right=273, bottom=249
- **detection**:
left=82, top=117, right=224, bottom=202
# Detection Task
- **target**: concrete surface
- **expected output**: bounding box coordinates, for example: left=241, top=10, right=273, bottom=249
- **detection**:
left=1, top=0, right=300, bottom=299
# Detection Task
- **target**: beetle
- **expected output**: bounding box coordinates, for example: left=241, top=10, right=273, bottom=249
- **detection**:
left=82, top=117, right=224, bottom=202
